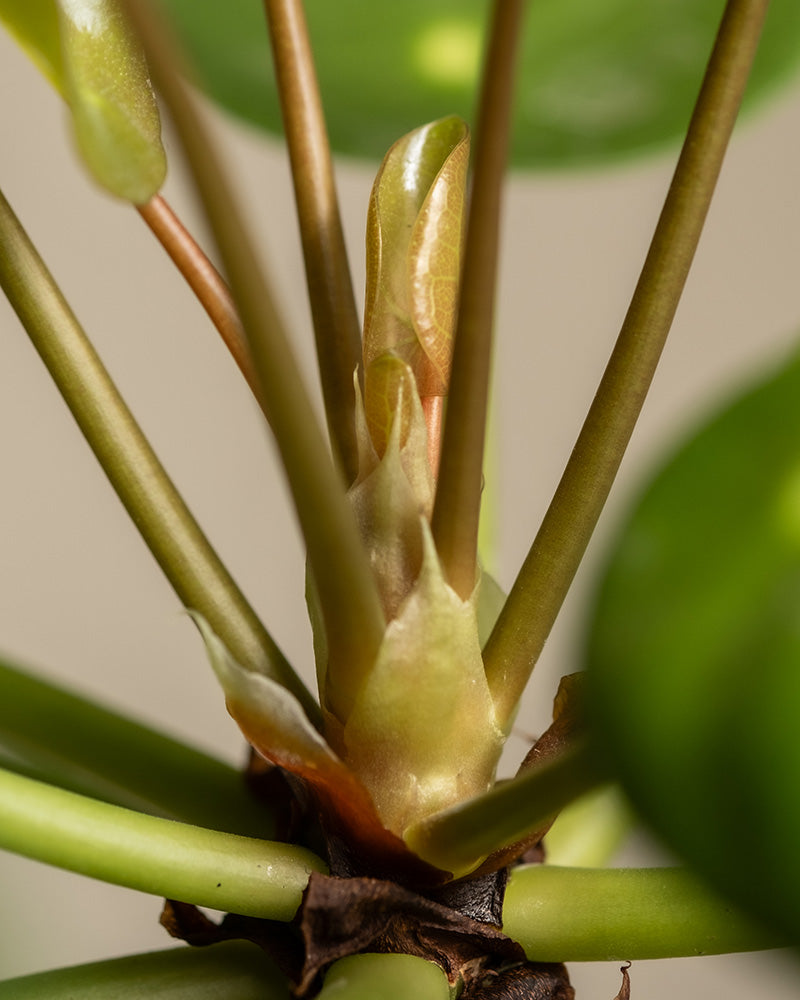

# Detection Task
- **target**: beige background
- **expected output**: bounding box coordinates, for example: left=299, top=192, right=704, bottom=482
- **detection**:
left=1, top=20, right=800, bottom=996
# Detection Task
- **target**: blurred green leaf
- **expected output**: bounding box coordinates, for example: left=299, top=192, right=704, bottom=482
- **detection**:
left=159, top=0, right=800, bottom=167
left=0, top=0, right=63, bottom=90
left=0, top=654, right=276, bottom=837
left=585, top=344, right=800, bottom=942
left=542, top=785, right=632, bottom=868
left=0, top=0, right=166, bottom=201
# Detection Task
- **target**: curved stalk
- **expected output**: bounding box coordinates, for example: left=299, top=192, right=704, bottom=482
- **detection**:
left=405, top=741, right=606, bottom=876
left=137, top=195, right=261, bottom=402
left=0, top=942, right=289, bottom=1000
left=0, top=656, right=274, bottom=837
left=483, top=0, right=771, bottom=725
left=503, top=865, right=783, bottom=961
left=126, top=0, right=385, bottom=723
left=0, top=184, right=318, bottom=722
left=0, top=767, right=326, bottom=921
left=431, top=0, right=525, bottom=599
left=316, top=955, right=450, bottom=1000
left=263, top=0, right=363, bottom=484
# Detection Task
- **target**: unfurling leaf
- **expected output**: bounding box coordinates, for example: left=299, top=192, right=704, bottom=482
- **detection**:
left=1, top=0, right=166, bottom=202
left=306, top=117, right=502, bottom=849
left=350, top=114, right=468, bottom=623
left=363, top=115, right=468, bottom=401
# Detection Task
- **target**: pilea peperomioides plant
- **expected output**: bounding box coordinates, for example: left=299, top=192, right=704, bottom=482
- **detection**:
left=0, top=0, right=798, bottom=996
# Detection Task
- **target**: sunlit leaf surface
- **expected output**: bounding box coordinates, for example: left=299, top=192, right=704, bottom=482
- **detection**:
left=159, top=0, right=800, bottom=167
left=585, top=344, right=800, bottom=940
left=0, top=0, right=166, bottom=201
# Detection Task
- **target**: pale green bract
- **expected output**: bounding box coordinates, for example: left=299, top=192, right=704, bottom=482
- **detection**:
left=342, top=524, right=503, bottom=835
left=342, top=356, right=503, bottom=836
left=0, top=0, right=166, bottom=202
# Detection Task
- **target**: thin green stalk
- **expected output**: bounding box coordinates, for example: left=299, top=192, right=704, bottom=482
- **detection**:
left=263, top=0, right=363, bottom=485
left=431, top=0, right=525, bottom=599
left=127, top=0, right=385, bottom=724
left=483, top=0, right=771, bottom=726
left=0, top=942, right=289, bottom=1000
left=0, top=184, right=318, bottom=723
left=405, top=741, right=606, bottom=876
left=316, top=955, right=450, bottom=1000
left=0, top=767, right=326, bottom=920
left=0, top=656, right=274, bottom=837
left=503, top=865, right=783, bottom=961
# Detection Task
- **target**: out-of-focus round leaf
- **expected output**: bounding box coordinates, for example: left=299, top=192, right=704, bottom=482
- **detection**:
left=160, top=0, right=800, bottom=168
left=585, top=345, right=800, bottom=942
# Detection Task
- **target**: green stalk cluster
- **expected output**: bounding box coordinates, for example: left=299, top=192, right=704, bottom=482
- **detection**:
left=0, top=0, right=778, bottom=993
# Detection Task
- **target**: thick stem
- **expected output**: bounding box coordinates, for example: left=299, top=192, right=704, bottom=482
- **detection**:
left=483, top=0, right=771, bottom=726
left=0, top=942, right=288, bottom=1000
left=503, top=865, right=783, bottom=961
left=137, top=195, right=261, bottom=402
left=431, top=0, right=525, bottom=599
left=0, top=767, right=326, bottom=921
left=263, top=0, right=363, bottom=484
left=0, top=773, right=780, bottom=968
left=316, top=955, right=450, bottom=1000
left=0, top=185, right=317, bottom=722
